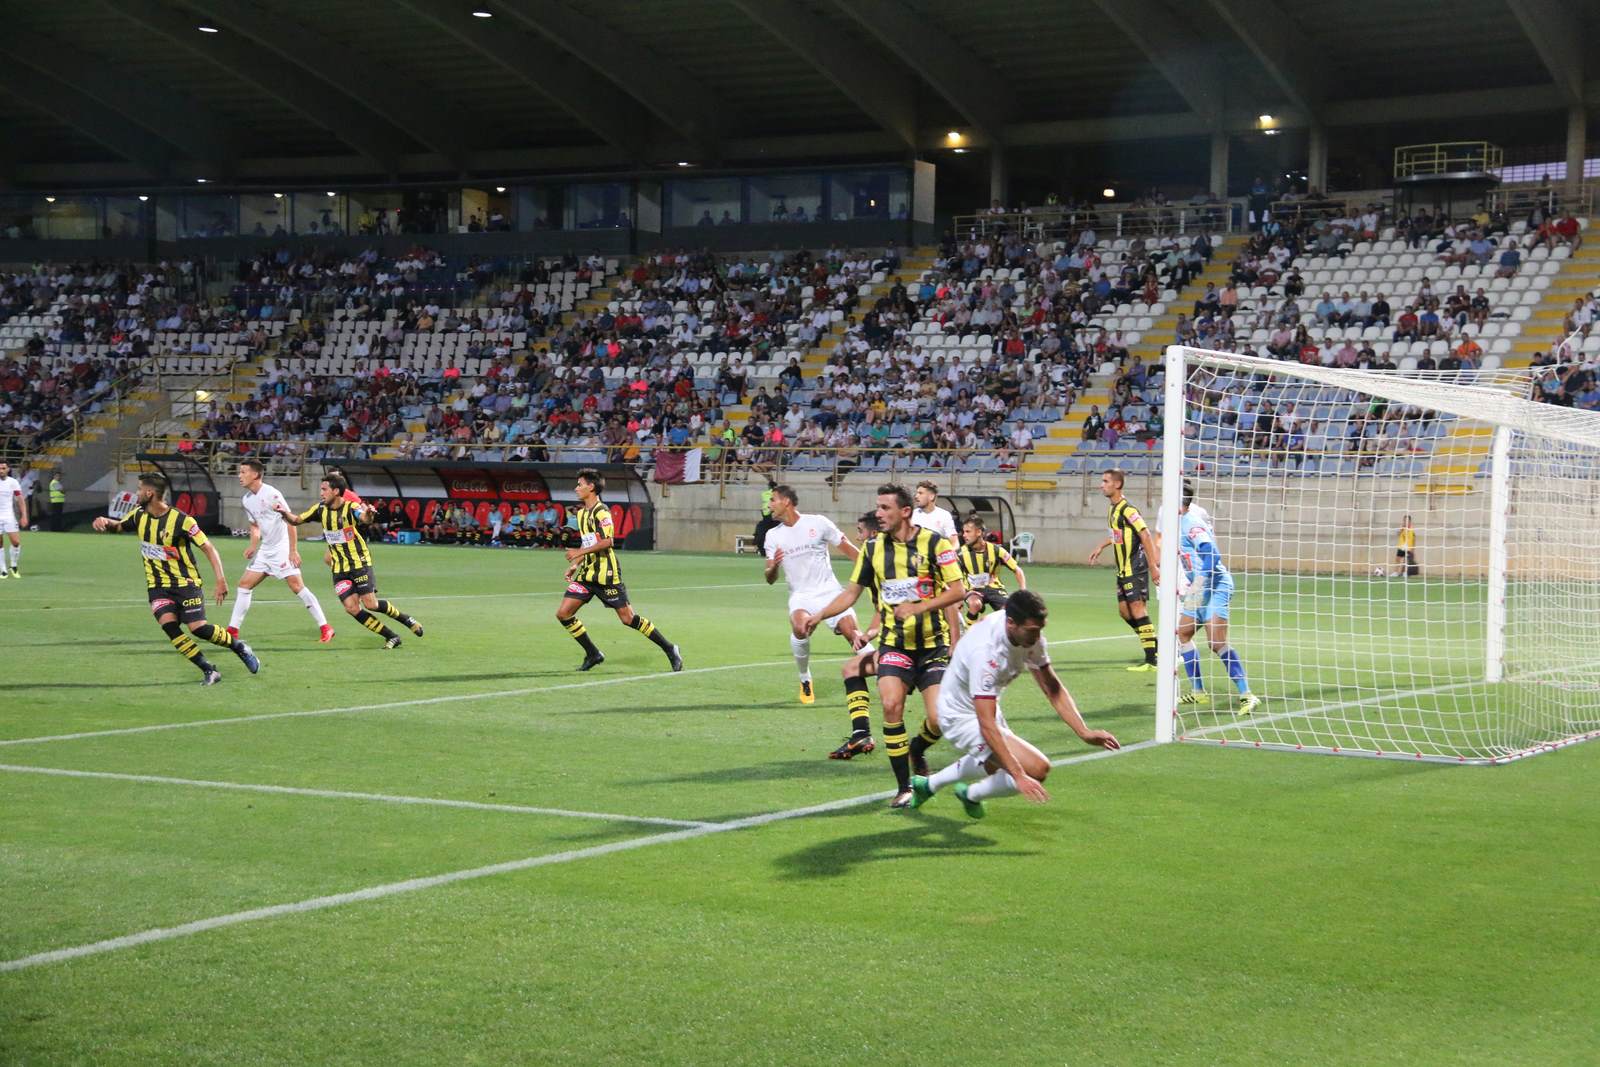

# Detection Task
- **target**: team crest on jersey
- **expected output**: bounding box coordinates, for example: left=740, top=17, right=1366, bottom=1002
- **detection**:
left=909, top=553, right=922, bottom=572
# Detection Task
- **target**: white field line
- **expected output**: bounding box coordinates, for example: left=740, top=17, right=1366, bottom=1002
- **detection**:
left=0, top=764, right=714, bottom=830
left=0, top=739, right=1157, bottom=974
left=1182, top=681, right=1475, bottom=739
left=0, top=634, right=1130, bottom=749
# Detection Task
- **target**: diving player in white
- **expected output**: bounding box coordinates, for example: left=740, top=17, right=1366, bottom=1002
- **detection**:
left=0, top=460, right=26, bottom=578
left=909, top=590, right=1119, bottom=818
left=763, top=484, right=868, bottom=704
left=910, top=479, right=957, bottom=544
left=1175, top=481, right=1258, bottom=715
left=228, top=459, right=334, bottom=642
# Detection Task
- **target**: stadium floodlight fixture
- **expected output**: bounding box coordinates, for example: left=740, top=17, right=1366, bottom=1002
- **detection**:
left=273, top=192, right=284, bottom=198
left=44, top=196, right=55, bottom=203
left=952, top=147, right=966, bottom=154
left=946, top=130, right=963, bottom=145
left=1263, top=129, right=1281, bottom=137
left=494, top=186, right=506, bottom=193
left=195, top=177, right=207, bottom=183
left=197, top=25, right=219, bottom=33
left=1102, top=187, right=1116, bottom=199
left=326, top=190, right=337, bottom=197
left=138, top=195, right=149, bottom=202
left=472, top=9, right=492, bottom=17
left=677, top=161, right=691, bottom=167
left=1258, top=113, right=1273, bottom=123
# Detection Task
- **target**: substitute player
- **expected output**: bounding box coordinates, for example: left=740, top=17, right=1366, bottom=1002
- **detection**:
left=910, top=590, right=1119, bottom=818
left=556, top=468, right=682, bottom=673
left=227, top=460, right=334, bottom=643
left=804, top=484, right=967, bottom=808
left=1176, top=481, right=1260, bottom=715
left=1087, top=468, right=1161, bottom=671
left=957, top=514, right=1025, bottom=622
left=0, top=460, right=26, bottom=578
left=275, top=473, right=423, bottom=648
left=92, top=472, right=261, bottom=685
left=762, top=484, right=868, bottom=704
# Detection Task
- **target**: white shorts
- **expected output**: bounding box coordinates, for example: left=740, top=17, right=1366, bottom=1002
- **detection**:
left=0, top=516, right=17, bottom=535
left=245, top=551, right=301, bottom=580
left=938, top=705, right=1010, bottom=765
left=788, top=584, right=855, bottom=634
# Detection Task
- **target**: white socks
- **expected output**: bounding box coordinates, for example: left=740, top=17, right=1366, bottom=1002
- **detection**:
left=229, top=586, right=253, bottom=629
left=928, top=754, right=985, bottom=792
left=6, top=543, right=18, bottom=570
left=790, top=634, right=811, bottom=682
left=297, top=585, right=328, bottom=626
left=966, top=770, right=1020, bottom=802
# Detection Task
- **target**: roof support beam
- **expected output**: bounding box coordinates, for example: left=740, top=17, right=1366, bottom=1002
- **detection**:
left=391, top=0, right=650, bottom=158
left=1205, top=0, right=1329, bottom=119
left=0, top=64, right=170, bottom=178
left=186, top=0, right=481, bottom=171
left=728, top=0, right=918, bottom=150
left=830, top=0, right=1016, bottom=140
left=491, top=0, right=723, bottom=155
left=1087, top=0, right=1225, bottom=128
left=111, top=0, right=408, bottom=175
left=1505, top=0, right=1585, bottom=105
left=0, top=27, right=235, bottom=177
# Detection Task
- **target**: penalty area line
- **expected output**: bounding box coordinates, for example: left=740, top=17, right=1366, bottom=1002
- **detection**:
left=0, top=739, right=1155, bottom=974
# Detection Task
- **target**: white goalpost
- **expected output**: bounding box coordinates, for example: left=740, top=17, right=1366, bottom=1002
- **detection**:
left=1154, top=345, right=1600, bottom=764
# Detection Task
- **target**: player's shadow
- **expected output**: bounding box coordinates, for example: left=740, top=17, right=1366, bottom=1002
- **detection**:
left=773, top=818, right=1028, bottom=881
left=632, top=756, right=868, bottom=788
left=574, top=701, right=750, bottom=718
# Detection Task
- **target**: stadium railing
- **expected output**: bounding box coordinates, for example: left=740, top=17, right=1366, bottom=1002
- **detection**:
left=953, top=201, right=1241, bottom=243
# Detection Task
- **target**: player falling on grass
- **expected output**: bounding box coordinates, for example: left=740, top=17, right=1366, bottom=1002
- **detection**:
left=762, top=484, right=869, bottom=705
left=556, top=467, right=682, bottom=673
left=1087, top=468, right=1161, bottom=671
left=226, top=460, right=334, bottom=644
left=957, top=514, right=1025, bottom=624
left=0, top=459, right=26, bottom=578
left=275, top=473, right=423, bottom=649
left=804, top=483, right=967, bottom=808
left=91, top=472, right=261, bottom=685
left=910, top=590, right=1119, bottom=818
left=1176, top=481, right=1260, bottom=715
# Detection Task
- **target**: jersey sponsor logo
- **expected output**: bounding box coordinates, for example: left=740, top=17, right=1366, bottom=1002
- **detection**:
left=968, top=573, right=991, bottom=588
left=936, top=548, right=958, bottom=566
left=334, top=579, right=355, bottom=596
left=181, top=594, right=203, bottom=609
left=140, top=542, right=180, bottom=561
left=149, top=597, right=175, bottom=613
left=880, top=577, right=920, bottom=605
left=879, top=650, right=914, bottom=670
left=566, top=582, right=588, bottom=595
left=325, top=528, right=347, bottom=544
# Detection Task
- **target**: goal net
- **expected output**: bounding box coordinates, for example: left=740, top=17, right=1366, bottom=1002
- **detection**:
left=1154, top=346, right=1600, bottom=764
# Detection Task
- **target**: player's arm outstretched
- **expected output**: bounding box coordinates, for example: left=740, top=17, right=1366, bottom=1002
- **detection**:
left=274, top=502, right=320, bottom=528
left=972, top=695, right=1050, bottom=804
left=1033, top=664, right=1120, bottom=749
left=91, top=508, right=136, bottom=533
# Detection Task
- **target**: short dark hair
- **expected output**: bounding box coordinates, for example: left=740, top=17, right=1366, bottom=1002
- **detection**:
left=916, top=479, right=938, bottom=495
left=771, top=484, right=798, bottom=509
left=1104, top=468, right=1126, bottom=488
left=239, top=459, right=264, bottom=475
left=1005, top=589, right=1047, bottom=624
left=323, top=473, right=349, bottom=493
left=877, top=483, right=912, bottom=510
left=576, top=467, right=604, bottom=492
left=138, top=473, right=168, bottom=499
left=963, top=513, right=986, bottom=532
left=857, top=510, right=880, bottom=533
left=1182, top=479, right=1195, bottom=507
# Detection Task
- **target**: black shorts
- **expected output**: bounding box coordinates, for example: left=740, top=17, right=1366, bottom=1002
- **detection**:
left=565, top=579, right=629, bottom=609
left=332, top=566, right=377, bottom=599
left=1116, top=569, right=1150, bottom=605
left=149, top=584, right=206, bottom=625
left=965, top=587, right=1008, bottom=614
left=875, top=644, right=950, bottom=691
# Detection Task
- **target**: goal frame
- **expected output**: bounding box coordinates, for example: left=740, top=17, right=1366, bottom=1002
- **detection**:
left=1152, top=344, right=1600, bottom=765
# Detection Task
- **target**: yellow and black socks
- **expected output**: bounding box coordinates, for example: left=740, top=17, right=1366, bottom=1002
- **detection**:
left=355, top=610, right=397, bottom=641
left=627, top=614, right=674, bottom=653
left=191, top=622, right=238, bottom=650
left=162, top=620, right=214, bottom=673
left=1128, top=614, right=1157, bottom=664
left=883, top=721, right=911, bottom=791
left=562, top=616, right=601, bottom=657
left=376, top=599, right=416, bottom=628
left=908, top=718, right=942, bottom=764
left=844, top=675, right=872, bottom=738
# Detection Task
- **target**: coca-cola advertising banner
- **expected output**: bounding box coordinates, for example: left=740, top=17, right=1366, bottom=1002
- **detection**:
left=440, top=470, right=551, bottom=501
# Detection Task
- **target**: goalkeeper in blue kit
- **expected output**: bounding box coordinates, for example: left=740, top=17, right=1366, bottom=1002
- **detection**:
left=1176, top=483, right=1259, bottom=716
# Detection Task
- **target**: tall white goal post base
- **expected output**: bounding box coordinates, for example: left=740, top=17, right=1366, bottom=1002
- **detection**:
left=1153, top=345, right=1600, bottom=765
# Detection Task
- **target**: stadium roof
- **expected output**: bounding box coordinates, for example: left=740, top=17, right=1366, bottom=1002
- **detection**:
left=1, top=0, right=1597, bottom=188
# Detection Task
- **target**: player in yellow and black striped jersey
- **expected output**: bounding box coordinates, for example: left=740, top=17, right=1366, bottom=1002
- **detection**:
left=556, top=468, right=682, bottom=673
left=1088, top=468, right=1162, bottom=670
left=276, top=473, right=423, bottom=648
left=803, top=484, right=969, bottom=808
left=92, top=472, right=261, bottom=685
left=958, top=515, right=1026, bottom=622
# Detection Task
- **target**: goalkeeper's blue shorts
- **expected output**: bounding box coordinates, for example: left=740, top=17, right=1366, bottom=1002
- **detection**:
left=1183, top=571, right=1234, bottom=623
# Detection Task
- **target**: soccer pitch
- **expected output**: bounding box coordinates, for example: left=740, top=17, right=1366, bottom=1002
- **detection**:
left=1, top=535, right=1595, bottom=1065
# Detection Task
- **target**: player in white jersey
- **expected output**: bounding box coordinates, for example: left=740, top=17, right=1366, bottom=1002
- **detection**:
left=0, top=460, right=27, bottom=579
left=763, top=484, right=868, bottom=704
left=228, top=459, right=334, bottom=642
left=910, top=591, right=1119, bottom=818
left=910, top=479, right=957, bottom=544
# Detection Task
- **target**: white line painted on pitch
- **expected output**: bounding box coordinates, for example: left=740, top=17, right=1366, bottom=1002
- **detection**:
left=0, top=764, right=714, bottom=829
left=0, top=739, right=1155, bottom=974
left=0, top=634, right=1129, bottom=748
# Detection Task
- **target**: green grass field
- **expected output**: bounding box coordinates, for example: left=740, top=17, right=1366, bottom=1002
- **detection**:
left=1, top=534, right=1596, bottom=1065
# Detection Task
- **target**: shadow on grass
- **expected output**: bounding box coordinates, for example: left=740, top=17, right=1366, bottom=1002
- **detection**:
left=633, top=755, right=878, bottom=788
left=773, top=817, right=1028, bottom=880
